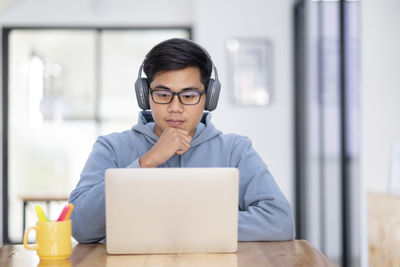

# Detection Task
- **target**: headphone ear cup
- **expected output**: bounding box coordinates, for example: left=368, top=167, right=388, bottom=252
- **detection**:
left=135, top=77, right=150, bottom=110
left=141, top=79, right=150, bottom=109
left=205, top=78, right=221, bottom=111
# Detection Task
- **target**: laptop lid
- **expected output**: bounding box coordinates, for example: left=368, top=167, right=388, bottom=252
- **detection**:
left=105, top=168, right=239, bottom=254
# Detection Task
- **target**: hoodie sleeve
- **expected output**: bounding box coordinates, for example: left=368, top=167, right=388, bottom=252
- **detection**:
left=68, top=136, right=140, bottom=243
left=231, top=136, right=295, bottom=241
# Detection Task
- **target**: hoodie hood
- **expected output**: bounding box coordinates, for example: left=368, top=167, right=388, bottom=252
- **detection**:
left=132, top=111, right=222, bottom=148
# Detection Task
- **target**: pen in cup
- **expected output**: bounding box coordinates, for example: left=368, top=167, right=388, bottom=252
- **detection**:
left=56, top=205, right=70, bottom=221
left=56, top=203, right=74, bottom=221
left=34, top=203, right=74, bottom=222
left=34, top=205, right=49, bottom=222
left=64, top=203, right=74, bottom=221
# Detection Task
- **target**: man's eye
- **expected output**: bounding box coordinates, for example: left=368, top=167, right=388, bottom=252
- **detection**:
left=155, top=92, right=171, bottom=98
left=181, top=92, right=198, bottom=99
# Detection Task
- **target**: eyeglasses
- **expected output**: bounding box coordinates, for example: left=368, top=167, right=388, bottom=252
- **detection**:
left=150, top=89, right=206, bottom=105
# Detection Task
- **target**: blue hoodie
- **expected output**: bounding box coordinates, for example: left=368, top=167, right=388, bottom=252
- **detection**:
left=69, top=111, right=294, bottom=243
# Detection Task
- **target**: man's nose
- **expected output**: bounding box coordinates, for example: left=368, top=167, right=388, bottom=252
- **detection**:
left=167, top=95, right=184, bottom=112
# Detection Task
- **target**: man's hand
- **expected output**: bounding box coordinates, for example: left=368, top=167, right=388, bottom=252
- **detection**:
left=139, top=127, right=192, bottom=168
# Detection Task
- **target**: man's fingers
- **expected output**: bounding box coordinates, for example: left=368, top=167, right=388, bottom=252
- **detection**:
left=175, top=136, right=191, bottom=155
left=177, top=131, right=192, bottom=143
left=175, top=128, right=190, bottom=136
left=175, top=146, right=190, bottom=155
left=179, top=135, right=192, bottom=147
left=175, top=149, right=184, bottom=156
left=159, top=127, right=192, bottom=156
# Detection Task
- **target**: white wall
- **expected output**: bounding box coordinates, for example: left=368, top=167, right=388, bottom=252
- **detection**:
left=193, top=0, right=294, bottom=204
left=361, top=2, right=400, bottom=266
left=0, top=0, right=192, bottom=27
left=361, top=0, right=400, bottom=193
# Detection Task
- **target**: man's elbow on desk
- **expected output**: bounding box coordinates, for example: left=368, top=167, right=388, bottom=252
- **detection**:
left=274, top=214, right=295, bottom=241
left=238, top=208, right=295, bottom=241
left=69, top=197, right=106, bottom=243
left=71, top=212, right=105, bottom=243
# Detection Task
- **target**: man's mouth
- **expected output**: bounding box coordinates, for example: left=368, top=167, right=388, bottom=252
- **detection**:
left=166, top=120, right=184, bottom=127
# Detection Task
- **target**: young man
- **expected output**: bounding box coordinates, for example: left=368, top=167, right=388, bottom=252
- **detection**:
left=69, top=38, right=294, bottom=243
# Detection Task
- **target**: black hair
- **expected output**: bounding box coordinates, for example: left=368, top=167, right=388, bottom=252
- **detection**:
left=143, top=38, right=213, bottom=88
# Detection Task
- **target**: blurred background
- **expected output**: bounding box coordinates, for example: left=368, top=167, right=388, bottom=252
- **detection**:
left=0, top=0, right=399, bottom=266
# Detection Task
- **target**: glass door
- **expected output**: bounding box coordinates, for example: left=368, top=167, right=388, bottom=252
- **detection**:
left=294, top=1, right=361, bottom=266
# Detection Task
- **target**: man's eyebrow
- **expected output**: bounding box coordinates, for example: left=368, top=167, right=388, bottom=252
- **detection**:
left=152, top=85, right=171, bottom=90
left=152, top=85, right=202, bottom=91
left=181, top=87, right=201, bottom=91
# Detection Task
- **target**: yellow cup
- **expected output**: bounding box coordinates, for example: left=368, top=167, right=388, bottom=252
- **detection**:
left=37, top=259, right=72, bottom=267
left=23, top=220, right=72, bottom=261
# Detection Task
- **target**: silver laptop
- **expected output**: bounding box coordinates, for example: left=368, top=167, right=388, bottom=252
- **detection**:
left=105, top=168, right=239, bottom=254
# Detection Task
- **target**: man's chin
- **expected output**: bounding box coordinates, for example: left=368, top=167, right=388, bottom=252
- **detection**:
left=154, top=123, right=194, bottom=136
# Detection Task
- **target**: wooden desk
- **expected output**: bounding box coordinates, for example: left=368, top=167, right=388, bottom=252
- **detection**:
left=0, top=241, right=336, bottom=266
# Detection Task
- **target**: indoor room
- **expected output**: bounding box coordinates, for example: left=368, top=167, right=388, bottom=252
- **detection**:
left=0, top=0, right=399, bottom=266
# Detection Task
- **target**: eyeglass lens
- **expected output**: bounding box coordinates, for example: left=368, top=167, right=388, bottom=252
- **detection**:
left=151, top=90, right=202, bottom=105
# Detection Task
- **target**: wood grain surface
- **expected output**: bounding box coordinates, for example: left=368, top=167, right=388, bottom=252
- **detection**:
left=368, top=192, right=400, bottom=267
left=0, top=240, right=336, bottom=267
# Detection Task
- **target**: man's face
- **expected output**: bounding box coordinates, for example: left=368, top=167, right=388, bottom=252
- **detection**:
left=149, top=66, right=206, bottom=137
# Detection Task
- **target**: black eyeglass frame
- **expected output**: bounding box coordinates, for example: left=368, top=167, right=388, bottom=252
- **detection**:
left=149, top=89, right=206, bottom=105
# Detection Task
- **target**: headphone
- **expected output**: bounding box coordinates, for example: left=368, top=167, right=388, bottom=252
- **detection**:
left=134, top=40, right=221, bottom=111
